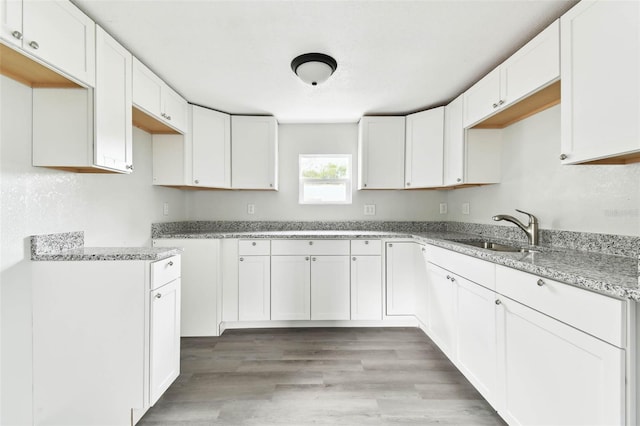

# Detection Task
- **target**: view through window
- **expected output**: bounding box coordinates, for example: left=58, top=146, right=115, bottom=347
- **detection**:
left=299, top=154, right=352, bottom=204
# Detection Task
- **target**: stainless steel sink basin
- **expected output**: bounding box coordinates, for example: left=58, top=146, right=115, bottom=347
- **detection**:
left=452, top=240, right=538, bottom=253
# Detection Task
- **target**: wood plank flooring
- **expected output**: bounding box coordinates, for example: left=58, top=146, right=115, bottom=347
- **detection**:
left=139, top=327, right=506, bottom=425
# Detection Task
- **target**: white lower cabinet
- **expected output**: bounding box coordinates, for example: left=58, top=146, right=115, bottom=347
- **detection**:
left=496, top=296, right=624, bottom=425
left=425, top=262, right=457, bottom=358
left=154, top=239, right=219, bottom=336
left=311, top=255, right=350, bottom=320
left=238, top=255, right=271, bottom=321
left=385, top=242, right=420, bottom=315
left=351, top=254, right=382, bottom=320
left=271, top=255, right=311, bottom=320
left=32, top=255, right=181, bottom=425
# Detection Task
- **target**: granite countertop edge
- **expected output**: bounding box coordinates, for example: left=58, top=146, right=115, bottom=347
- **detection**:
left=154, top=230, right=640, bottom=302
left=31, top=247, right=183, bottom=262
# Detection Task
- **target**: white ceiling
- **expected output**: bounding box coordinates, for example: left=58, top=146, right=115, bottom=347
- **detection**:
left=74, top=0, right=577, bottom=123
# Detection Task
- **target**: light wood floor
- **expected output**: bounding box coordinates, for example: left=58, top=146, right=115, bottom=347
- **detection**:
left=139, top=327, right=506, bottom=425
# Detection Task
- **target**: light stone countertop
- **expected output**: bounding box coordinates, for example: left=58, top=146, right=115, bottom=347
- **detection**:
left=155, top=228, right=640, bottom=301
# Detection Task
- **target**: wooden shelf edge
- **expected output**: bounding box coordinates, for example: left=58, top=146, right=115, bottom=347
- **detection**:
left=133, top=107, right=181, bottom=135
left=0, top=43, right=82, bottom=88
left=35, top=165, right=125, bottom=174
left=576, top=152, right=640, bottom=165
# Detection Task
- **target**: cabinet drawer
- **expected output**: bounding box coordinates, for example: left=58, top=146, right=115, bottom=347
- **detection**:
left=151, top=255, right=181, bottom=290
left=271, top=239, right=349, bottom=255
left=496, top=265, right=626, bottom=348
left=238, top=240, right=270, bottom=255
left=425, top=244, right=495, bottom=290
left=351, top=240, right=381, bottom=255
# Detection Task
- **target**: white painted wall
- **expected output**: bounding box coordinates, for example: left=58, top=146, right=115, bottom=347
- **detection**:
left=0, top=76, right=188, bottom=424
left=447, top=105, right=640, bottom=236
left=186, top=123, right=448, bottom=221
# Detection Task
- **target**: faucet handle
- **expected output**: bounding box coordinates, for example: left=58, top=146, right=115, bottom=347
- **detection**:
left=515, top=209, right=538, bottom=224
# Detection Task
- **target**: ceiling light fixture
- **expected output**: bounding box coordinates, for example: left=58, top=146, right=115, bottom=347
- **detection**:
left=291, top=53, right=337, bottom=86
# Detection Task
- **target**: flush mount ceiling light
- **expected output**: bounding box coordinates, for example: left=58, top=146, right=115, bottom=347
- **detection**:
left=291, top=53, right=337, bottom=86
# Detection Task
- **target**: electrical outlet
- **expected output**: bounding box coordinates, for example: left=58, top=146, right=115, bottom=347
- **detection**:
left=439, top=203, right=448, bottom=214
left=462, top=202, right=470, bottom=215
left=364, top=204, right=376, bottom=216
left=247, top=204, right=255, bottom=215
left=163, top=202, right=169, bottom=216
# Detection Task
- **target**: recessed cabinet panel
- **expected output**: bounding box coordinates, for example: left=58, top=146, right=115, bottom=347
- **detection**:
left=425, top=262, right=456, bottom=358
left=351, top=255, right=382, bottom=320
left=191, top=105, right=231, bottom=188
left=443, top=94, right=465, bottom=186
left=463, top=68, right=501, bottom=129
left=231, top=115, right=278, bottom=190
left=271, top=255, right=311, bottom=320
left=385, top=242, right=417, bottom=315
left=358, top=116, right=405, bottom=189
left=405, top=107, right=445, bottom=188
left=132, top=57, right=163, bottom=119
left=238, top=255, right=270, bottom=321
left=310, top=256, right=350, bottom=320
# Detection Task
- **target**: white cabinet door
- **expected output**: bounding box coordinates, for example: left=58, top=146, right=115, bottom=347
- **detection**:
left=132, top=57, right=163, bottom=119
left=463, top=68, right=501, bottom=128
left=231, top=115, right=278, bottom=190
left=238, top=255, right=270, bottom=321
left=350, top=255, right=382, bottom=320
left=385, top=242, right=416, bottom=315
left=162, top=85, right=188, bottom=134
left=414, top=245, right=429, bottom=327
left=405, top=107, right=444, bottom=188
left=443, top=94, right=465, bottom=186
left=310, top=255, right=350, bottom=320
left=496, top=296, right=625, bottom=425
left=0, top=0, right=22, bottom=48
left=560, top=0, right=640, bottom=164
left=191, top=105, right=231, bottom=188
left=271, top=255, right=311, bottom=320
left=456, top=276, right=497, bottom=407
left=22, top=0, right=95, bottom=86
left=150, top=278, right=181, bottom=406
left=425, top=262, right=456, bottom=358
left=153, top=239, right=220, bottom=336
left=94, top=26, right=132, bottom=173
left=358, top=116, right=405, bottom=189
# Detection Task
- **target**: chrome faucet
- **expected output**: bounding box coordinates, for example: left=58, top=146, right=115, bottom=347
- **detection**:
left=492, top=209, right=539, bottom=245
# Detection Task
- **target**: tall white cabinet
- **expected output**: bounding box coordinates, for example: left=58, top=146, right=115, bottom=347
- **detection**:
left=405, top=107, right=445, bottom=188
left=560, top=0, right=640, bottom=164
left=358, top=116, right=405, bottom=189
left=231, top=115, right=278, bottom=190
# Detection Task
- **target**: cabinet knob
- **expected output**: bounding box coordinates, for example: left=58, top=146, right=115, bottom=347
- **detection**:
left=305, top=257, right=309, bottom=261
left=269, top=183, right=273, bottom=187
left=126, top=164, right=134, bottom=171
left=498, top=99, right=505, bottom=106
left=421, top=247, right=426, bottom=252
left=363, top=183, right=367, bottom=188
left=495, top=299, right=502, bottom=305
left=352, top=257, right=357, bottom=261
left=239, top=257, right=244, bottom=261
left=167, top=261, right=174, bottom=266
left=364, top=241, right=369, bottom=245
left=166, top=115, right=172, bottom=121
left=388, top=243, right=393, bottom=247
left=308, top=241, right=313, bottom=245
left=312, top=257, right=317, bottom=261
left=161, top=113, right=167, bottom=118
left=492, top=103, right=498, bottom=109
left=537, top=279, right=545, bottom=287
left=11, top=30, right=22, bottom=40
left=194, top=179, right=200, bottom=184
left=28, top=40, right=39, bottom=50
left=559, top=154, right=567, bottom=161
left=155, top=293, right=162, bottom=299
left=456, top=178, right=462, bottom=182
left=406, top=182, right=411, bottom=186
left=252, top=242, right=256, bottom=246
left=446, top=275, right=451, bottom=280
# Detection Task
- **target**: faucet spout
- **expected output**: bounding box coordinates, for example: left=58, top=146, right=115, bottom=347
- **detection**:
left=492, top=209, right=539, bottom=245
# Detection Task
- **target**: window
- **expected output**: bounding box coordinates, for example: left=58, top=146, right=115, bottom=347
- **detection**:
left=299, top=155, right=352, bottom=204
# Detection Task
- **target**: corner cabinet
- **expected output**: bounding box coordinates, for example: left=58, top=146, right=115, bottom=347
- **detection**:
left=132, top=57, right=188, bottom=135
left=358, top=116, right=405, bottom=190
left=32, top=26, right=133, bottom=174
left=231, top=115, right=278, bottom=190
left=32, top=255, right=181, bottom=425
left=405, top=107, right=444, bottom=188
left=0, top=0, right=96, bottom=87
left=560, top=0, right=640, bottom=165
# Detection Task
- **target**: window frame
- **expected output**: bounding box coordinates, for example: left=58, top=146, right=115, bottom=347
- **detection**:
left=298, top=154, right=353, bottom=205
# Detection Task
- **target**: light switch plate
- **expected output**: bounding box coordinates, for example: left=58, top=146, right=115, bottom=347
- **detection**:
left=364, top=204, right=376, bottom=215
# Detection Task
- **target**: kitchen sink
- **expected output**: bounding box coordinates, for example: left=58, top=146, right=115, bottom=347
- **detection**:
left=452, top=240, right=539, bottom=253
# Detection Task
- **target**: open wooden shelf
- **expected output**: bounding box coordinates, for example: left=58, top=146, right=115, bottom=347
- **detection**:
left=133, top=107, right=181, bottom=135
left=472, top=81, right=561, bottom=129
left=0, top=43, right=81, bottom=88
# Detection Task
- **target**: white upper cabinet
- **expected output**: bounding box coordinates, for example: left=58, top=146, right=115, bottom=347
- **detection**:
left=560, top=0, right=640, bottom=165
left=32, top=26, right=133, bottom=174
left=358, top=116, right=405, bottom=189
left=443, top=94, right=465, bottom=186
left=405, top=107, right=444, bottom=188
left=191, top=105, right=231, bottom=188
left=94, top=26, right=132, bottom=173
left=464, top=20, right=559, bottom=128
left=132, top=57, right=188, bottom=134
left=231, top=115, right=278, bottom=190
left=0, top=0, right=96, bottom=87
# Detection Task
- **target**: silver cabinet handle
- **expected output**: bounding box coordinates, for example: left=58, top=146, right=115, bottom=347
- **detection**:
left=194, top=179, right=200, bottom=184
left=364, top=241, right=369, bottom=245
left=155, top=293, right=162, bottom=299
left=312, top=257, right=316, bottom=261
left=29, top=40, right=39, bottom=49
left=252, top=242, right=256, bottom=246
left=239, top=257, right=244, bottom=261
left=352, top=257, right=357, bottom=261
left=167, top=261, right=174, bottom=266
left=269, top=183, right=273, bottom=187
left=446, top=275, right=451, bottom=280
left=363, top=183, right=367, bottom=188
left=495, top=299, right=502, bottom=305
left=11, top=30, right=22, bottom=40
left=498, top=99, right=505, bottom=106
left=537, top=279, right=545, bottom=287
left=305, top=257, right=309, bottom=261
left=421, top=247, right=426, bottom=252
left=126, top=164, right=134, bottom=171
left=308, top=241, right=313, bottom=245
left=559, top=154, right=567, bottom=161
left=456, top=178, right=462, bottom=182
left=492, top=102, right=498, bottom=108
left=388, top=243, right=393, bottom=248
left=450, top=277, right=455, bottom=283
left=406, top=182, right=411, bottom=186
